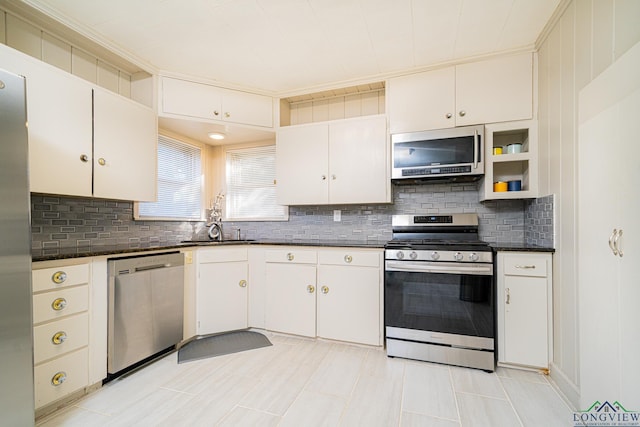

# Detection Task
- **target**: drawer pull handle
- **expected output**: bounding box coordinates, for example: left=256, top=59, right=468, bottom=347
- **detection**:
left=51, top=331, right=68, bottom=345
left=52, top=271, right=67, bottom=284
left=515, top=265, right=536, bottom=269
left=287, top=253, right=294, bottom=261
left=239, top=279, right=247, bottom=288
left=344, top=255, right=353, bottom=263
left=506, top=288, right=511, bottom=304
left=307, top=285, right=315, bottom=294
left=51, top=298, right=67, bottom=311
left=51, top=371, right=67, bottom=386
left=321, top=286, right=329, bottom=294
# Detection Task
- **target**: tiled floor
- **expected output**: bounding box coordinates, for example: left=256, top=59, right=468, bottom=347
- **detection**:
left=37, top=334, right=574, bottom=426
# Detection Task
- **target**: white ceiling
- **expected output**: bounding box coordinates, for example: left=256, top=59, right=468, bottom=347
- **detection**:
left=20, top=0, right=561, bottom=144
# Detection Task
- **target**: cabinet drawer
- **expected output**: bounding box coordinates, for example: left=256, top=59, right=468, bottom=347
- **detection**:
left=318, top=250, right=380, bottom=268
left=32, top=263, right=89, bottom=293
left=265, top=249, right=317, bottom=264
left=198, top=247, right=248, bottom=263
left=34, top=347, right=88, bottom=409
left=33, top=312, right=89, bottom=365
left=503, top=254, right=548, bottom=277
left=33, top=286, right=89, bottom=324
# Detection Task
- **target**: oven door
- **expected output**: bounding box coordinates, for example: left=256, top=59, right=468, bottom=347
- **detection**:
left=384, top=260, right=494, bottom=343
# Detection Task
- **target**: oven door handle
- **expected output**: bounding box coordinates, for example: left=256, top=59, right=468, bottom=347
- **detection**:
left=473, top=129, right=479, bottom=170
left=386, top=261, right=493, bottom=275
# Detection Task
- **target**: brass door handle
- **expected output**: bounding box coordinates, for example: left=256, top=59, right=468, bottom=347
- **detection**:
left=239, top=280, right=247, bottom=288
left=51, top=331, right=67, bottom=345
left=307, top=285, right=315, bottom=294
left=321, top=286, right=329, bottom=294
left=51, top=271, right=67, bottom=284
left=51, top=371, right=67, bottom=386
left=344, top=255, right=352, bottom=263
left=51, top=298, right=67, bottom=311
left=287, top=253, right=294, bottom=261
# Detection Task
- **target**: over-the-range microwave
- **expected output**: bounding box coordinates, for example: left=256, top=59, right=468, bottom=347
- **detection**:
left=391, top=124, right=484, bottom=182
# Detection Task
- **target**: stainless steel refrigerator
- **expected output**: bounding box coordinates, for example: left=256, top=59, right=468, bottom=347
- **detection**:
left=0, top=68, right=35, bottom=425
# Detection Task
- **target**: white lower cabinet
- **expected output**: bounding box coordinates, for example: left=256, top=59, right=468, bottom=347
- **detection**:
left=263, top=247, right=383, bottom=346
left=196, top=247, right=249, bottom=335
left=32, top=260, right=92, bottom=410
left=264, top=248, right=318, bottom=337
left=497, top=252, right=552, bottom=370
left=317, top=249, right=382, bottom=346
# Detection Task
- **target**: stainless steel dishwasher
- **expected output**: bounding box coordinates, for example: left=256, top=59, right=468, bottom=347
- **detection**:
left=108, top=252, right=184, bottom=375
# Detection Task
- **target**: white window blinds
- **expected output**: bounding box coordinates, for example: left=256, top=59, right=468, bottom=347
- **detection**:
left=136, top=136, right=203, bottom=220
left=225, top=145, right=288, bottom=221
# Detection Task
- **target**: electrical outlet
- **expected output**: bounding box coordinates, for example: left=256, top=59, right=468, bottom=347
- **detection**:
left=333, top=210, right=341, bottom=222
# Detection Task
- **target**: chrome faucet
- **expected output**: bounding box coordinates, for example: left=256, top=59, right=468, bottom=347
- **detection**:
left=207, top=192, right=225, bottom=241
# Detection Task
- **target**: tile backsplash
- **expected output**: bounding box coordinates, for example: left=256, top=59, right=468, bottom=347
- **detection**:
left=31, top=183, right=554, bottom=249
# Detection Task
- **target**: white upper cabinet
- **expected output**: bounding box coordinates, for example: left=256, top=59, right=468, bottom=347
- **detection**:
left=93, top=88, right=157, bottom=202
left=276, top=114, right=389, bottom=205
left=0, top=43, right=157, bottom=201
left=160, top=76, right=273, bottom=128
left=388, top=53, right=533, bottom=134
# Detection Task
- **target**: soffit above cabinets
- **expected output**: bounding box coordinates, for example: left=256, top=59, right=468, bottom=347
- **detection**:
left=19, top=0, right=561, bottom=96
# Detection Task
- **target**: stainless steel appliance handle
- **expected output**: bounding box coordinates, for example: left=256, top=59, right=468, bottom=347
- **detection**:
left=614, top=229, right=623, bottom=258
left=473, top=129, right=479, bottom=170
left=385, top=260, right=493, bottom=275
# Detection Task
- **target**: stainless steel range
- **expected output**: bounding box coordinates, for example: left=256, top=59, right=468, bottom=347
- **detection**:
left=384, top=214, right=495, bottom=371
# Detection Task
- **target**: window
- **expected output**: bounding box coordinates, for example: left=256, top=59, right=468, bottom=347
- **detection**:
left=225, top=145, right=288, bottom=221
left=136, top=135, right=203, bottom=220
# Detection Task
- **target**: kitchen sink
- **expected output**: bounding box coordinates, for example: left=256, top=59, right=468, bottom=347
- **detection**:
left=180, top=239, right=255, bottom=246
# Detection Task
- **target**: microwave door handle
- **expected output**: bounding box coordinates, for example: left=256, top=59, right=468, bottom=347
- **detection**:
left=473, top=129, right=479, bottom=169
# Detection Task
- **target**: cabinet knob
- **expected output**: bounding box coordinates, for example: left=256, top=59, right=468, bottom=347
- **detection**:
left=79, top=154, right=89, bottom=163
left=321, top=285, right=329, bottom=294
left=239, top=279, right=247, bottom=288
left=459, top=110, right=466, bottom=117
left=51, top=331, right=68, bottom=345
left=51, top=271, right=67, bottom=284
left=51, top=371, right=67, bottom=386
left=321, top=175, right=327, bottom=181
left=344, top=255, right=352, bottom=263
left=331, top=174, right=336, bottom=180
left=307, top=285, right=315, bottom=294
left=224, top=112, right=230, bottom=118
left=98, top=158, right=106, bottom=166
left=213, top=110, right=220, bottom=116
left=446, top=113, right=452, bottom=119
left=287, top=253, right=294, bottom=261
left=51, top=297, right=67, bottom=311
left=505, top=288, right=511, bottom=305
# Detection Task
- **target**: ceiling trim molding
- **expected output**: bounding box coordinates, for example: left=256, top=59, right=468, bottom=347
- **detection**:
left=535, top=0, right=573, bottom=49
left=14, top=0, right=158, bottom=75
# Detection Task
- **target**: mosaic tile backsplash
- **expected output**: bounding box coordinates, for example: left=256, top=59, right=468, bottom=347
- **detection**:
left=31, top=182, right=554, bottom=249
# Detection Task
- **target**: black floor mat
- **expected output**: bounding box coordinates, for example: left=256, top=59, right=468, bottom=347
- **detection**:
left=177, top=330, right=272, bottom=364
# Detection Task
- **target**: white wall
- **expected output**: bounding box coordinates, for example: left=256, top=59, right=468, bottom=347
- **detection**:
left=537, top=0, right=640, bottom=407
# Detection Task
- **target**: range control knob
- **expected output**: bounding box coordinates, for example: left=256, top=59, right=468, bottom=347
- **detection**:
left=469, top=252, right=479, bottom=262
left=430, top=251, right=440, bottom=260
left=409, top=251, right=418, bottom=260
left=396, top=251, right=405, bottom=260
left=454, top=252, right=464, bottom=261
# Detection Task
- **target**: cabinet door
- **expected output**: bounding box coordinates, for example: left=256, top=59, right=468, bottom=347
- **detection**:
left=317, top=265, right=380, bottom=345
left=221, top=87, right=273, bottom=128
left=1, top=43, right=93, bottom=196
left=456, top=53, right=533, bottom=126
left=387, top=67, right=455, bottom=133
left=276, top=124, right=329, bottom=205
left=161, top=76, right=222, bottom=121
left=265, top=263, right=316, bottom=337
left=93, top=88, right=157, bottom=201
left=328, top=115, right=389, bottom=204
left=197, top=261, right=248, bottom=335
left=503, top=275, right=548, bottom=368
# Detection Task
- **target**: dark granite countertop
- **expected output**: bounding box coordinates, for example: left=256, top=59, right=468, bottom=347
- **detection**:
left=32, top=240, right=386, bottom=262
left=489, top=242, right=555, bottom=253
